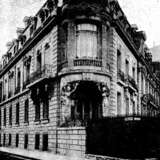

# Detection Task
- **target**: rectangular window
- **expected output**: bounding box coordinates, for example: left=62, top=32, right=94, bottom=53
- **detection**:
left=16, top=134, right=19, bottom=147
left=35, top=102, right=40, bottom=121
left=8, top=134, right=11, bottom=146
left=3, top=134, right=5, bottom=146
left=126, top=98, right=129, bottom=116
left=3, top=108, right=6, bottom=126
left=35, top=134, right=40, bottom=150
left=43, top=99, right=49, bottom=120
left=117, top=92, right=121, bottom=115
left=133, top=101, right=136, bottom=115
left=0, top=109, right=1, bottom=129
left=42, top=134, right=48, bottom=151
left=117, top=50, right=121, bottom=71
left=132, top=67, right=135, bottom=80
left=9, top=105, right=12, bottom=126
left=24, top=99, right=29, bottom=123
left=36, top=50, right=42, bottom=71
left=24, top=134, right=28, bottom=149
left=17, top=68, right=21, bottom=90
left=125, top=60, right=129, bottom=75
left=16, top=103, right=19, bottom=125
left=76, top=24, right=98, bottom=58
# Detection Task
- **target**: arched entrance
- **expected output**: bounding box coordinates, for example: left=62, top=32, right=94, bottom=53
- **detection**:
left=60, top=81, right=110, bottom=127
left=70, top=81, right=103, bottom=126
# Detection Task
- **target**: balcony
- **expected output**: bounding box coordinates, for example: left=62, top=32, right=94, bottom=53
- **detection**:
left=73, top=58, right=102, bottom=67
left=125, top=75, right=138, bottom=91
left=29, top=64, right=54, bottom=85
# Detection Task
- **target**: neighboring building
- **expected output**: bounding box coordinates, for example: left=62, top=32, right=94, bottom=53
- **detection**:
left=150, top=45, right=160, bottom=62
left=0, top=0, right=160, bottom=158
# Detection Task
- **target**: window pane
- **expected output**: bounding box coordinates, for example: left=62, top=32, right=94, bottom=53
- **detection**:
left=77, top=24, right=97, bottom=58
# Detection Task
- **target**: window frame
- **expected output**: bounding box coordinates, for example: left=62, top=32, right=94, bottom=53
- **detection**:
left=76, top=23, right=101, bottom=59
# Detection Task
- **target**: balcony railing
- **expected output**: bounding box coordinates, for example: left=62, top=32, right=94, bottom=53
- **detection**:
left=29, top=64, right=54, bottom=84
left=125, top=75, right=138, bottom=91
left=74, top=58, right=102, bottom=67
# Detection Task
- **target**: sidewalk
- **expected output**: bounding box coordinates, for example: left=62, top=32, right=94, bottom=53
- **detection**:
left=0, top=147, right=85, bottom=160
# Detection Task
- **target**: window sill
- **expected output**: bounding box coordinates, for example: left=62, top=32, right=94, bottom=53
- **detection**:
left=15, top=123, right=19, bottom=127
left=24, top=122, right=29, bottom=126
left=41, top=118, right=49, bottom=124
left=34, top=120, right=41, bottom=125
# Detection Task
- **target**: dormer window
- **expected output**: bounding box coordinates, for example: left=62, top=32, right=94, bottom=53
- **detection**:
left=76, top=23, right=99, bottom=59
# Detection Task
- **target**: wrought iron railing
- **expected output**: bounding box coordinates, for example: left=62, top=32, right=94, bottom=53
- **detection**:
left=74, top=58, right=102, bottom=67
left=125, top=75, right=138, bottom=90
left=29, top=64, right=54, bottom=84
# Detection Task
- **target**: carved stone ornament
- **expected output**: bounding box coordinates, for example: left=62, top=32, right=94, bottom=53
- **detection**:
left=60, top=82, right=79, bottom=124
left=97, top=83, right=110, bottom=117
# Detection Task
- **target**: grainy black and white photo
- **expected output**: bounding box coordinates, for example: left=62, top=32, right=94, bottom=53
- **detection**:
left=0, top=0, right=160, bottom=159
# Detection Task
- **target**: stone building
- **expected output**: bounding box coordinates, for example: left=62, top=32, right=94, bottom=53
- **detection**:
left=0, top=0, right=160, bottom=158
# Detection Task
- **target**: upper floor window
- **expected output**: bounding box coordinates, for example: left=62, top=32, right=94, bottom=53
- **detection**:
left=16, top=102, right=19, bottom=125
left=132, top=67, right=135, bottom=80
left=9, top=105, right=12, bottom=126
left=17, top=68, right=21, bottom=88
left=117, top=50, right=121, bottom=71
left=24, top=99, right=29, bottom=123
left=3, top=108, right=6, bottom=126
left=76, top=24, right=98, bottom=59
left=125, top=60, right=129, bottom=75
left=36, top=50, right=42, bottom=71
left=117, top=92, right=121, bottom=115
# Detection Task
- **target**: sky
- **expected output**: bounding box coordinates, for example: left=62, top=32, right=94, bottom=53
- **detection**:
left=0, top=0, right=160, bottom=58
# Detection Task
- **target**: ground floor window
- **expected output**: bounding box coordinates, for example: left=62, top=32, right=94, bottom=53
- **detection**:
left=35, top=134, right=40, bottom=150
left=24, top=134, right=28, bottom=149
left=42, top=134, right=48, bottom=151
left=8, top=134, right=11, bottom=146
left=16, top=134, right=19, bottom=147
left=3, top=134, right=5, bottom=146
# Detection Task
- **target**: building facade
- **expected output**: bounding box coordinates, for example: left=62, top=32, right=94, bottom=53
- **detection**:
left=0, top=0, right=160, bottom=158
